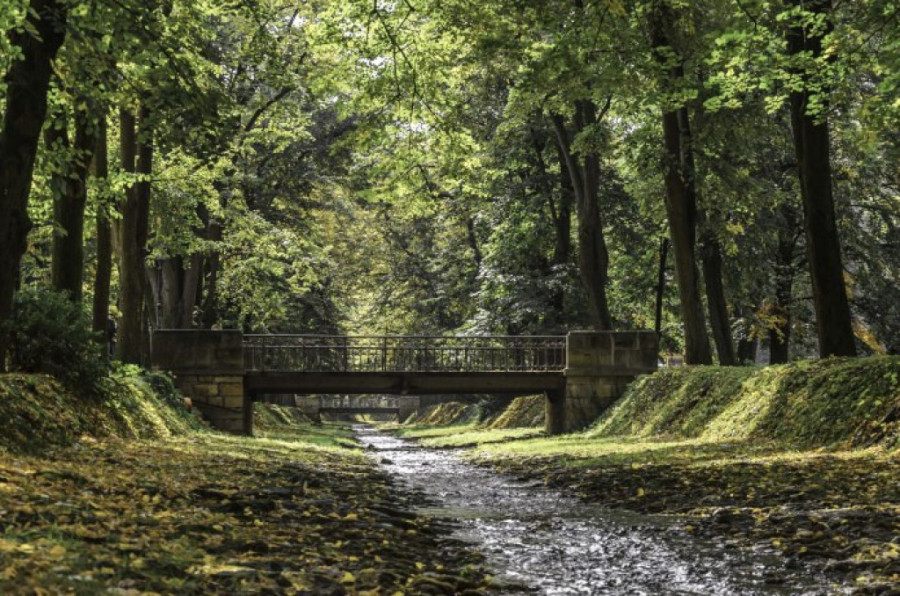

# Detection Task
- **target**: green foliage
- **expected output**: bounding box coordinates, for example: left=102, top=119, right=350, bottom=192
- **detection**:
left=3, top=288, right=107, bottom=394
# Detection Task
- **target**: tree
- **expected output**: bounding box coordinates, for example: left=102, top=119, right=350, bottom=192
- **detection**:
left=0, top=0, right=68, bottom=366
left=45, top=94, right=98, bottom=302
left=647, top=1, right=713, bottom=364
left=786, top=0, right=856, bottom=357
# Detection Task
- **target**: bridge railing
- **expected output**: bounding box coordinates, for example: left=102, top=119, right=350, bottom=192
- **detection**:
left=243, top=335, right=566, bottom=373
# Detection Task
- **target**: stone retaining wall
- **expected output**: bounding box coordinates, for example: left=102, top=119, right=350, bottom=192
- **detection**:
left=151, top=330, right=251, bottom=435
left=547, top=331, right=659, bottom=434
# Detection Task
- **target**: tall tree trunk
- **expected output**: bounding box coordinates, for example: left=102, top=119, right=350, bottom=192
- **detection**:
left=48, top=100, right=98, bottom=302
left=648, top=5, right=713, bottom=365
left=770, top=203, right=800, bottom=364
left=698, top=216, right=736, bottom=365
left=91, top=116, right=112, bottom=337
left=787, top=0, right=856, bottom=357
left=551, top=100, right=613, bottom=330
left=0, top=0, right=68, bottom=366
left=654, top=237, right=669, bottom=335
left=114, top=108, right=143, bottom=363
left=136, top=107, right=154, bottom=362
left=552, top=144, right=573, bottom=266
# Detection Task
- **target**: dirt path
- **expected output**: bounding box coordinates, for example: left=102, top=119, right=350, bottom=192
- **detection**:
left=0, top=432, right=489, bottom=594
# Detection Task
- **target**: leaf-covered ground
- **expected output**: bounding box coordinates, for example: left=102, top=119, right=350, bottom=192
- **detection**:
left=0, top=430, right=490, bottom=594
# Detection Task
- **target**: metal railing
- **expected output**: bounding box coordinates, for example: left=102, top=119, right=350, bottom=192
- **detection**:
left=243, top=335, right=566, bottom=373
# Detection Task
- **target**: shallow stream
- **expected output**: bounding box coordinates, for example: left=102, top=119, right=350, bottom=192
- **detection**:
left=357, top=427, right=839, bottom=595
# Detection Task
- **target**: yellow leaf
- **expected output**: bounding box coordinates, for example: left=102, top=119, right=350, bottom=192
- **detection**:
left=341, top=571, right=355, bottom=583
left=343, top=512, right=358, bottom=521
left=0, top=539, right=17, bottom=553
left=48, top=545, right=66, bottom=558
left=636, top=488, right=645, bottom=497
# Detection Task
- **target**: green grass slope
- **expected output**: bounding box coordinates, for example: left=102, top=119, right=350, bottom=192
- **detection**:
left=488, top=394, right=544, bottom=429
left=0, top=372, right=205, bottom=454
left=591, top=356, right=900, bottom=450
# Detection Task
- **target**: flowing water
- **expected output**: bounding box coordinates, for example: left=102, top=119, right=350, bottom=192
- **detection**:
left=357, top=427, right=840, bottom=595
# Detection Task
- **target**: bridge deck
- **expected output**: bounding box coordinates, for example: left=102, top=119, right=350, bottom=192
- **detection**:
left=245, top=371, right=565, bottom=396
left=319, top=407, right=400, bottom=415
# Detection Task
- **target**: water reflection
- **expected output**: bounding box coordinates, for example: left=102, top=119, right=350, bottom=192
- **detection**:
left=357, top=427, right=837, bottom=595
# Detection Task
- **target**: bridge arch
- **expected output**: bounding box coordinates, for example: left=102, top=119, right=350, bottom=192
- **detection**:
left=151, top=330, right=658, bottom=436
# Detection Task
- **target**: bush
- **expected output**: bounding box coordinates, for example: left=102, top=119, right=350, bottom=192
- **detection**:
left=3, top=288, right=108, bottom=395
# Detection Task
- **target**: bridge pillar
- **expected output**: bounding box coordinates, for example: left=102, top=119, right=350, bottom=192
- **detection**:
left=549, top=331, right=658, bottom=434
left=151, top=330, right=251, bottom=435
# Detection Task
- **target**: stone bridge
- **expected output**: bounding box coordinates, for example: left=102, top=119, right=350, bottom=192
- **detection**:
left=150, top=330, right=658, bottom=436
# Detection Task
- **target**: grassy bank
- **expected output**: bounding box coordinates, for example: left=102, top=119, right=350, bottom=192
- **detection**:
left=0, top=374, right=490, bottom=594
left=0, top=372, right=204, bottom=454
left=400, top=356, right=900, bottom=593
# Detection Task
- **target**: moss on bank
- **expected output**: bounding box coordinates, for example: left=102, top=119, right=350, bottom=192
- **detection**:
left=0, top=373, right=204, bottom=455
left=487, top=394, right=544, bottom=429
left=592, top=356, right=900, bottom=450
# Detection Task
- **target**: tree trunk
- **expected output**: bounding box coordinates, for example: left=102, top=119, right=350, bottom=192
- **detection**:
left=648, top=5, right=713, bottom=365
left=0, top=0, right=68, bottom=366
left=769, top=204, right=800, bottom=364
left=159, top=254, right=203, bottom=328
left=737, top=335, right=758, bottom=364
left=787, top=0, right=856, bottom=357
left=48, top=100, right=98, bottom=302
left=136, top=107, right=154, bottom=362
left=654, top=237, right=669, bottom=335
left=200, top=211, right=223, bottom=329
left=551, top=101, right=613, bottom=330
left=553, top=144, right=573, bottom=266
left=698, top=217, right=736, bottom=365
left=91, top=116, right=112, bottom=338
left=114, top=108, right=143, bottom=363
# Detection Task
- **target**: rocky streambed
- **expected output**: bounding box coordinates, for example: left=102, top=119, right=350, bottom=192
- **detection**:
left=360, top=427, right=841, bottom=595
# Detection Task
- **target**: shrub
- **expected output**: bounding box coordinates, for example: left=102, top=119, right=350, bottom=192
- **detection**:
left=3, top=287, right=108, bottom=395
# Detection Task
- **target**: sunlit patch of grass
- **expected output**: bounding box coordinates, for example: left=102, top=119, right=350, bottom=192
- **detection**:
left=396, top=423, right=479, bottom=439
left=254, top=421, right=360, bottom=450
left=590, top=356, right=900, bottom=450
left=414, top=427, right=544, bottom=448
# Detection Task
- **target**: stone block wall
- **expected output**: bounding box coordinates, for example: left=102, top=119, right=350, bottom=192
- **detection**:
left=151, top=330, right=251, bottom=435
left=547, top=331, right=658, bottom=434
